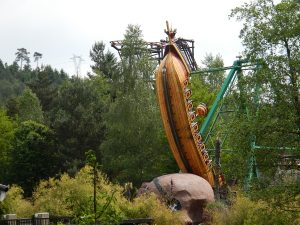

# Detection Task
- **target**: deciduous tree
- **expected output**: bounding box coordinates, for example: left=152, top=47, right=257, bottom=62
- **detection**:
left=101, top=25, right=177, bottom=186
left=228, top=0, right=300, bottom=206
left=0, top=110, right=14, bottom=182
left=50, top=76, right=109, bottom=174
left=18, top=87, right=44, bottom=123
left=8, top=121, right=59, bottom=195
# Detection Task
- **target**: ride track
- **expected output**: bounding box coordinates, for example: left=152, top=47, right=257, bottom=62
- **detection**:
left=155, top=23, right=217, bottom=187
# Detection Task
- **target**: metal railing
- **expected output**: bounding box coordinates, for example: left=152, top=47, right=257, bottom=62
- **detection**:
left=0, top=217, right=153, bottom=225
left=0, top=218, right=49, bottom=225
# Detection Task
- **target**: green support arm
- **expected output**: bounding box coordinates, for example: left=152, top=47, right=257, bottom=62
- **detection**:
left=200, top=60, right=241, bottom=136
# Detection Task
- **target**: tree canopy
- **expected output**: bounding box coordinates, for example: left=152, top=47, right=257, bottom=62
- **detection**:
left=0, top=4, right=299, bottom=221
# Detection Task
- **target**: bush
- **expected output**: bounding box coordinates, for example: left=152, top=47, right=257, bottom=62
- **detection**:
left=0, top=185, right=34, bottom=217
left=2, top=166, right=186, bottom=224
left=120, top=193, right=185, bottom=225
left=33, top=166, right=184, bottom=225
left=33, top=166, right=126, bottom=218
left=208, top=194, right=300, bottom=225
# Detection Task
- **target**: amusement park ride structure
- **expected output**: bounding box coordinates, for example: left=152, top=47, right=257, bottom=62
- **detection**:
left=111, top=22, right=298, bottom=191
left=111, top=23, right=257, bottom=190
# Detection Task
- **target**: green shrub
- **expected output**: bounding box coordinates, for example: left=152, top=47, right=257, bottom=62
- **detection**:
left=2, top=166, right=186, bottom=224
left=0, top=185, right=34, bottom=217
left=208, top=194, right=300, bottom=225
left=120, top=193, right=185, bottom=225
left=72, top=190, right=124, bottom=225
left=33, top=166, right=126, bottom=217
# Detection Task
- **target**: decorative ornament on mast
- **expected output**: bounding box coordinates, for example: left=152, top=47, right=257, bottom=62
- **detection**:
left=164, top=21, right=177, bottom=44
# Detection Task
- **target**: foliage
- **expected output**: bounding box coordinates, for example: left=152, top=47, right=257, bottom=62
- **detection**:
left=18, top=87, right=44, bottom=123
left=0, top=109, right=14, bottom=182
left=33, top=167, right=94, bottom=216
left=81, top=150, right=123, bottom=225
left=249, top=177, right=300, bottom=215
left=0, top=61, right=24, bottom=105
left=33, top=166, right=126, bottom=219
left=230, top=0, right=300, bottom=139
left=73, top=191, right=123, bottom=225
left=28, top=65, right=68, bottom=114
left=15, top=48, right=30, bottom=70
left=0, top=185, right=34, bottom=218
left=8, top=120, right=59, bottom=195
left=2, top=166, right=185, bottom=225
left=225, top=0, right=300, bottom=187
left=85, top=149, right=98, bottom=168
left=208, top=194, right=299, bottom=225
left=33, top=52, right=42, bottom=68
left=101, top=24, right=177, bottom=186
left=190, top=54, right=225, bottom=130
left=101, top=83, right=177, bottom=186
left=200, top=53, right=225, bottom=91
left=190, top=74, right=216, bottom=111
left=121, top=193, right=185, bottom=225
left=90, top=41, right=119, bottom=80
left=50, top=75, right=109, bottom=174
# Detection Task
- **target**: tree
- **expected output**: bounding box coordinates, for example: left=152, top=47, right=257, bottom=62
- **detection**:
left=18, top=87, right=44, bottom=123
left=191, top=53, right=225, bottom=109
left=230, top=0, right=300, bottom=136
left=0, top=109, right=14, bottom=182
left=201, top=53, right=225, bottom=91
left=0, top=60, right=4, bottom=71
left=33, top=52, right=42, bottom=68
left=90, top=41, right=119, bottom=80
left=28, top=65, right=67, bottom=113
left=0, top=61, right=25, bottom=105
left=8, top=121, right=59, bottom=195
left=101, top=25, right=177, bottom=186
left=50, top=76, right=109, bottom=174
left=228, top=0, right=300, bottom=211
left=229, top=0, right=300, bottom=153
left=119, top=25, right=154, bottom=92
left=15, top=48, right=30, bottom=70
left=5, top=97, right=20, bottom=118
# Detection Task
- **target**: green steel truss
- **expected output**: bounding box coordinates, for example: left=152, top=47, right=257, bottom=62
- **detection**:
left=190, top=59, right=260, bottom=187
left=191, top=59, right=299, bottom=188
left=190, top=59, right=252, bottom=151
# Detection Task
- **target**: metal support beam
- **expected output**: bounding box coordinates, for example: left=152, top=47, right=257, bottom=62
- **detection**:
left=199, top=60, right=243, bottom=135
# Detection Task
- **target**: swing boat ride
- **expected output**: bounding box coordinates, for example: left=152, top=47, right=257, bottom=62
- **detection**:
left=111, top=21, right=298, bottom=192
left=155, top=22, right=217, bottom=186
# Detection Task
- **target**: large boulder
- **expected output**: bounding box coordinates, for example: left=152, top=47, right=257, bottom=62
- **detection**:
left=138, top=173, right=214, bottom=224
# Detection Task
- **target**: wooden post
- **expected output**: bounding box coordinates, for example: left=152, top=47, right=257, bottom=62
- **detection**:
left=94, top=164, right=97, bottom=225
left=214, top=138, right=221, bottom=200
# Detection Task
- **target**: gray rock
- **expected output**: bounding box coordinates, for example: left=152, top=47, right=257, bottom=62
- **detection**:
left=138, top=173, right=214, bottom=224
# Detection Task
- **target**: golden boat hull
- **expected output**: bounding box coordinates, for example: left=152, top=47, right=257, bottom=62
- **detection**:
left=156, top=44, right=215, bottom=186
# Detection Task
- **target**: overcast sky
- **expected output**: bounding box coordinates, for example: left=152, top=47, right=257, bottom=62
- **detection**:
left=0, top=0, right=251, bottom=76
